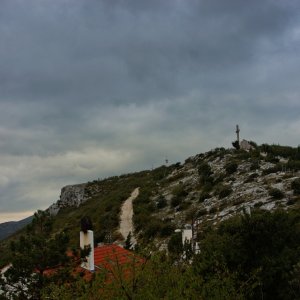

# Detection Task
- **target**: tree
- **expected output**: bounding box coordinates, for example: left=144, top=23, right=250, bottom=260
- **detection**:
left=232, top=140, right=240, bottom=150
left=0, top=210, right=70, bottom=299
left=168, top=232, right=183, bottom=257
left=198, top=162, right=213, bottom=185
left=125, top=232, right=133, bottom=250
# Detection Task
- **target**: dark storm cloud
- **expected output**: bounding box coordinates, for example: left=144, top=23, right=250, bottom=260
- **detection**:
left=0, top=0, right=296, bottom=106
left=0, top=0, right=300, bottom=220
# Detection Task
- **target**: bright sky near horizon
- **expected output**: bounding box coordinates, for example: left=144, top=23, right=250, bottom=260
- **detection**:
left=1, top=0, right=300, bottom=223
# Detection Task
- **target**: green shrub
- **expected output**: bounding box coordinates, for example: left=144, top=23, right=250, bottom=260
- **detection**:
left=262, top=164, right=281, bottom=175
left=250, top=160, right=260, bottom=170
left=178, top=200, right=191, bottom=211
left=168, top=232, right=183, bottom=255
left=160, top=223, right=175, bottom=237
left=218, top=186, right=233, bottom=199
left=260, top=144, right=300, bottom=159
left=225, top=162, right=238, bottom=175
left=291, top=179, right=300, bottom=195
left=171, top=184, right=188, bottom=208
left=146, top=202, right=157, bottom=213
left=287, top=198, right=296, bottom=206
left=269, top=188, right=284, bottom=199
left=235, top=150, right=251, bottom=160
left=265, top=154, right=279, bottom=163
left=171, top=196, right=183, bottom=208
left=197, top=209, right=207, bottom=217
left=287, top=160, right=300, bottom=171
left=245, top=173, right=259, bottom=183
left=152, top=166, right=169, bottom=180
left=156, top=196, right=167, bottom=209
left=251, top=150, right=261, bottom=159
left=143, top=219, right=162, bottom=239
left=209, top=206, right=217, bottom=214
left=233, top=198, right=244, bottom=206
left=232, top=140, right=240, bottom=150
left=171, top=184, right=188, bottom=198
left=198, top=162, right=212, bottom=176
left=198, top=162, right=213, bottom=184
left=249, top=141, right=258, bottom=148
left=214, top=174, right=226, bottom=184
left=199, top=191, right=210, bottom=202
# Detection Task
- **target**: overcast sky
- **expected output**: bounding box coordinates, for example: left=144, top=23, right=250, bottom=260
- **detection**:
left=1, top=0, right=300, bottom=222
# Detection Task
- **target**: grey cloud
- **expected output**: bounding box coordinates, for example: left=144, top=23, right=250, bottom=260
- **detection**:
left=0, top=0, right=296, bottom=106
left=1, top=0, right=300, bottom=220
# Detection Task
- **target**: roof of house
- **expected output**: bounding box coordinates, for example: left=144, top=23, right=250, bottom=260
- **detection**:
left=93, top=244, right=144, bottom=277
left=94, top=244, right=136, bottom=267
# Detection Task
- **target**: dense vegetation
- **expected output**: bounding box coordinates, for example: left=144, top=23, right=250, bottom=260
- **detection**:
left=0, top=211, right=71, bottom=299
left=1, top=209, right=299, bottom=299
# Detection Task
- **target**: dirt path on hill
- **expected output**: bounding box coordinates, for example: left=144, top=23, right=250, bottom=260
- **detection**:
left=119, top=187, right=139, bottom=246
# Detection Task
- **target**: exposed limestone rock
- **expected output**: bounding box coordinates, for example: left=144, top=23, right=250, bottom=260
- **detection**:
left=48, top=183, right=88, bottom=215
left=60, top=184, right=87, bottom=207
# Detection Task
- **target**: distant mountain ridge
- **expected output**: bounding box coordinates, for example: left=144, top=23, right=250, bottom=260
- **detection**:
left=0, top=216, right=33, bottom=240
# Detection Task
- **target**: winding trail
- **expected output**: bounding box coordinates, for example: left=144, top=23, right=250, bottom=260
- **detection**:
left=119, top=187, right=139, bottom=247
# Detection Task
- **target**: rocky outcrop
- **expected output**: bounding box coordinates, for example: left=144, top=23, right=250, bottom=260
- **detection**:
left=48, top=183, right=88, bottom=215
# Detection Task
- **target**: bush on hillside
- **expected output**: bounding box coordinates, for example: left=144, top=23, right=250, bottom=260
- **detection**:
left=269, top=188, right=284, bottom=199
left=287, top=160, right=300, bottom=171
left=250, top=160, right=260, bottom=170
left=262, top=164, right=281, bottom=175
left=225, top=161, right=238, bottom=175
left=156, top=195, right=167, bottom=209
left=198, top=162, right=213, bottom=184
left=168, top=232, right=183, bottom=256
left=171, top=184, right=188, bottom=198
left=171, top=184, right=188, bottom=208
left=218, top=186, right=233, bottom=199
left=199, top=191, right=210, bottom=202
left=291, top=178, right=300, bottom=195
left=245, top=173, right=259, bottom=183
left=171, top=196, right=183, bottom=208
left=160, top=223, right=175, bottom=237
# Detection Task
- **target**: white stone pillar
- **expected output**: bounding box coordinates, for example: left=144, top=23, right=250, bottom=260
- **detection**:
left=80, top=230, right=94, bottom=272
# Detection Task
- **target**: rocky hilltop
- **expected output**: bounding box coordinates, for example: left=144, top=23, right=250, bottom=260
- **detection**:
left=150, top=148, right=298, bottom=232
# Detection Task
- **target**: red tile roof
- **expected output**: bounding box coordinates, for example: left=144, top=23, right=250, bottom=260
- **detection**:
left=94, top=244, right=137, bottom=268
left=94, top=244, right=133, bottom=266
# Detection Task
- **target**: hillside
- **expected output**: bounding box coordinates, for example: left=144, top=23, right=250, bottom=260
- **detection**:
left=1, top=144, right=300, bottom=253
left=1, top=144, right=300, bottom=299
